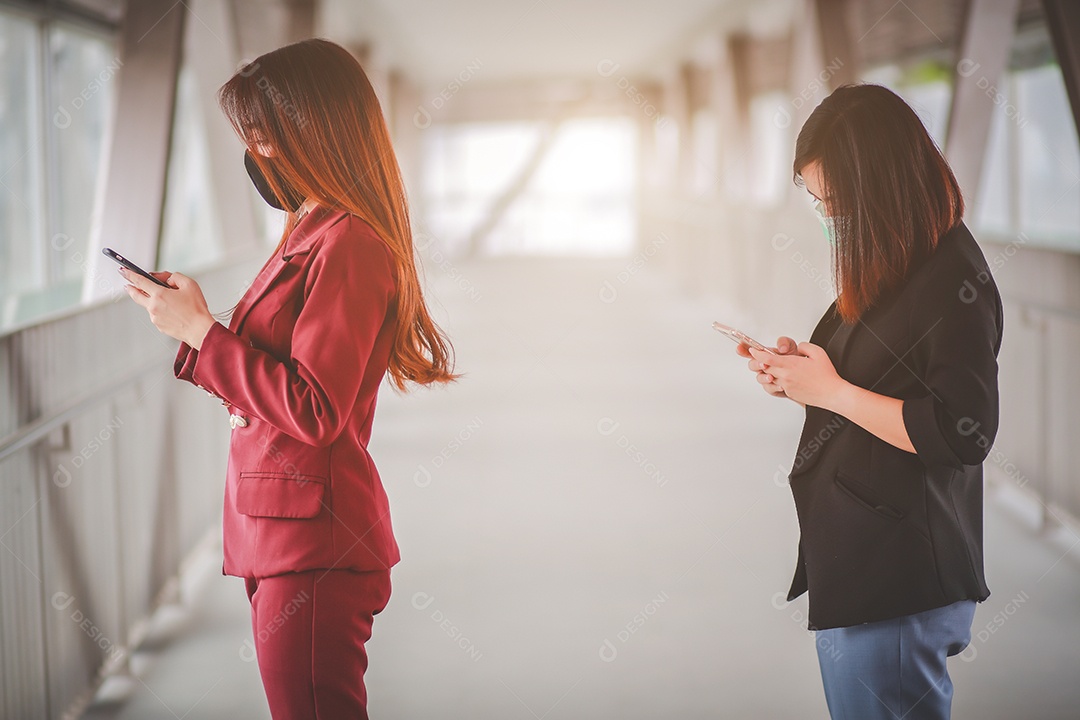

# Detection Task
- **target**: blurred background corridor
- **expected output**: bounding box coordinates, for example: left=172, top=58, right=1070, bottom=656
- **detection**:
left=2, top=0, right=1079, bottom=718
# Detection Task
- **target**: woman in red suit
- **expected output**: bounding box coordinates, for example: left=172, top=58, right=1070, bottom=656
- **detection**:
left=120, top=39, right=456, bottom=719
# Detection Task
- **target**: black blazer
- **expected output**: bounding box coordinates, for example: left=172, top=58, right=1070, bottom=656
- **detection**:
left=786, top=221, right=1002, bottom=630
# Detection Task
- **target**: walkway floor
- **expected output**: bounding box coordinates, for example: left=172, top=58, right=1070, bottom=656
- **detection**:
left=81, top=257, right=1080, bottom=720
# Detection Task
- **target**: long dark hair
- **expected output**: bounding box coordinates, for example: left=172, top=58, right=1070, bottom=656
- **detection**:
left=793, top=84, right=964, bottom=323
left=219, top=39, right=456, bottom=390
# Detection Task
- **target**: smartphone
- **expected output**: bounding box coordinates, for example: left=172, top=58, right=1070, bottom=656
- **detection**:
left=102, top=247, right=172, bottom=288
left=712, top=321, right=775, bottom=354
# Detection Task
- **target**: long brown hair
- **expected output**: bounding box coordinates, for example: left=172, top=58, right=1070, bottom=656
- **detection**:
left=219, top=38, right=456, bottom=389
left=793, top=84, right=964, bottom=323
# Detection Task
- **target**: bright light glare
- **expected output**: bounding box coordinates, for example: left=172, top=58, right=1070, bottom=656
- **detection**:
left=422, top=117, right=638, bottom=257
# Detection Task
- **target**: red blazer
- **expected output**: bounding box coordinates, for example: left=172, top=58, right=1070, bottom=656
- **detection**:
left=174, top=206, right=400, bottom=578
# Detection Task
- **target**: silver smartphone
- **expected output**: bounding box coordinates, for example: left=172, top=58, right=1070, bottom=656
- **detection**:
left=712, top=321, right=775, bottom=354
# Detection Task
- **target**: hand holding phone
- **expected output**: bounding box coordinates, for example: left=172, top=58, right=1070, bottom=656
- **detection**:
left=102, top=247, right=172, bottom=288
left=712, top=322, right=775, bottom=355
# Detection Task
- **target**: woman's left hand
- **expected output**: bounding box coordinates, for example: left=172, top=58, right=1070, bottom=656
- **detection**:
left=120, top=268, right=217, bottom=350
left=747, top=342, right=849, bottom=411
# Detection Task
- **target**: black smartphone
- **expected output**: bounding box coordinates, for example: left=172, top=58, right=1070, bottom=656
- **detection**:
left=101, top=247, right=171, bottom=288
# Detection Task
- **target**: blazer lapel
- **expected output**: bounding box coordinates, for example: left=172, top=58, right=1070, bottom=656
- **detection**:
left=228, top=206, right=349, bottom=336
left=789, top=301, right=854, bottom=478
left=788, top=296, right=901, bottom=479
left=229, top=254, right=291, bottom=336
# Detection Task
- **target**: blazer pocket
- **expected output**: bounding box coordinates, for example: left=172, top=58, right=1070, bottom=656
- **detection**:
left=834, top=473, right=904, bottom=521
left=236, top=471, right=326, bottom=519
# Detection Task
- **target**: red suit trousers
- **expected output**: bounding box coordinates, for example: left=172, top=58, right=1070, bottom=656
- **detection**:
left=245, top=569, right=392, bottom=719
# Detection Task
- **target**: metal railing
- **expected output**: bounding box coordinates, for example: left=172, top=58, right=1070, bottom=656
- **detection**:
left=1009, top=300, right=1080, bottom=531
left=0, top=261, right=256, bottom=720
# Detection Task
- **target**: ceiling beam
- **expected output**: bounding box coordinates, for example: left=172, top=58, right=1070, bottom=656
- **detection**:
left=944, top=0, right=1021, bottom=209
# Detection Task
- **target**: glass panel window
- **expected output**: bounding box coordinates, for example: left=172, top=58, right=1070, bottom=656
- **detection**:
left=1015, top=64, right=1080, bottom=244
left=49, top=23, right=118, bottom=284
left=0, top=8, right=116, bottom=331
left=422, top=122, right=540, bottom=257
left=748, top=91, right=793, bottom=206
left=974, top=102, right=1011, bottom=236
left=494, top=117, right=636, bottom=255
left=0, top=12, right=46, bottom=309
left=973, top=22, right=1080, bottom=250
left=422, top=118, right=637, bottom=257
left=159, top=65, right=225, bottom=272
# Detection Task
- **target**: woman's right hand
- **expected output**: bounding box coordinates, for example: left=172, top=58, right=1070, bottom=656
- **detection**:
left=736, top=336, right=801, bottom=401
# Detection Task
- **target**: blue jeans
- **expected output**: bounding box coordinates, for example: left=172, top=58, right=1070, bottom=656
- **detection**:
left=815, top=600, right=977, bottom=719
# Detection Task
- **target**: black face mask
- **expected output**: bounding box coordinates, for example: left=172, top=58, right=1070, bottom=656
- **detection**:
left=244, top=150, right=304, bottom=212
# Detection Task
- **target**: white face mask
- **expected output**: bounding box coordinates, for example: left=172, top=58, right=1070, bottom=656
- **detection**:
left=813, top=200, right=836, bottom=247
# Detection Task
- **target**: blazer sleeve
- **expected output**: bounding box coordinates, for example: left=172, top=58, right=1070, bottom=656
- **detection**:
left=181, top=224, right=396, bottom=447
left=901, top=263, right=1002, bottom=469
left=174, top=342, right=198, bottom=384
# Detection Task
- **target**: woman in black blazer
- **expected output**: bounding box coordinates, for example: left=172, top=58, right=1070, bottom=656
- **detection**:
left=738, top=84, right=1002, bottom=720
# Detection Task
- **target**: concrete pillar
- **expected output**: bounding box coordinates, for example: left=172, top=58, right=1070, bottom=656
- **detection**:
left=187, top=0, right=260, bottom=255
left=812, top=0, right=860, bottom=88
